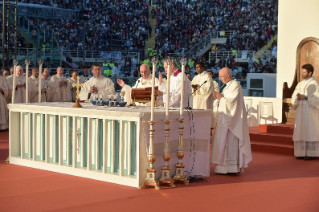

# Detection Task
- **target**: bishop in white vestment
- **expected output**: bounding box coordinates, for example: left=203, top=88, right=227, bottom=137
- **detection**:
left=211, top=67, right=252, bottom=174
left=117, top=64, right=161, bottom=106
left=79, top=64, right=115, bottom=101
left=291, top=64, right=319, bottom=159
left=28, top=67, right=46, bottom=103
left=0, top=76, right=9, bottom=130
left=6, top=65, right=29, bottom=103
left=158, top=60, right=192, bottom=108
left=42, top=68, right=51, bottom=102
left=48, top=67, right=71, bottom=102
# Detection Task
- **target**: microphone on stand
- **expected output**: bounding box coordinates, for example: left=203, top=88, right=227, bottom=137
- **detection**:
left=135, top=80, right=140, bottom=88
left=185, top=80, right=207, bottom=110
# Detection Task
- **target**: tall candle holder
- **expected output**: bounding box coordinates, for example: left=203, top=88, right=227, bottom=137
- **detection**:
left=159, top=57, right=175, bottom=188
left=25, top=60, right=30, bottom=103
left=140, top=56, right=160, bottom=190
left=173, top=57, right=189, bottom=185
left=12, top=59, right=18, bottom=104
left=140, top=121, right=160, bottom=190
left=38, top=59, right=43, bottom=103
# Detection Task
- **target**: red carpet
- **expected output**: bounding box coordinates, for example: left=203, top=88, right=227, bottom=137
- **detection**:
left=1, top=128, right=319, bottom=212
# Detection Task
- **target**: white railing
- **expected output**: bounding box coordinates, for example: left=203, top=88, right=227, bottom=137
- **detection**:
left=209, top=50, right=272, bottom=62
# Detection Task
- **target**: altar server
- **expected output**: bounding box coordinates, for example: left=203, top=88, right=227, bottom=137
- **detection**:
left=28, top=67, right=46, bottom=103
left=211, top=67, right=252, bottom=174
left=291, top=64, right=319, bottom=160
left=158, top=59, right=192, bottom=108
left=6, top=65, right=29, bottom=103
left=0, top=76, right=9, bottom=130
left=48, top=67, right=71, bottom=102
left=79, top=63, right=115, bottom=101
left=117, top=64, right=161, bottom=105
left=68, top=70, right=78, bottom=102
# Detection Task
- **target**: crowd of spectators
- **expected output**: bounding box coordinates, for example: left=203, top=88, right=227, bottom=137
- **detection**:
left=155, top=0, right=278, bottom=56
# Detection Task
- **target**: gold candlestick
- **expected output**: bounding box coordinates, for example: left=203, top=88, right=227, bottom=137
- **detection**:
left=173, top=118, right=189, bottom=185
left=159, top=119, right=175, bottom=187
left=72, top=76, right=83, bottom=108
left=140, top=121, right=160, bottom=190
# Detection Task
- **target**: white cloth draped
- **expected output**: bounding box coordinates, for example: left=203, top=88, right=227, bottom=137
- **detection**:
left=48, top=75, right=71, bottom=102
left=291, top=77, right=319, bottom=157
left=211, top=79, right=252, bottom=172
left=0, top=76, right=9, bottom=130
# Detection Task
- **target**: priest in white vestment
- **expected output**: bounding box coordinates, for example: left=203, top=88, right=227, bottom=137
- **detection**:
left=158, top=60, right=192, bottom=108
left=0, top=76, right=9, bottom=130
left=79, top=63, right=115, bottom=101
left=291, top=64, right=319, bottom=160
left=48, top=67, right=71, bottom=102
left=28, top=67, right=46, bottom=103
left=191, top=62, right=214, bottom=109
left=117, top=64, right=161, bottom=106
left=80, top=68, right=90, bottom=83
left=211, top=67, right=252, bottom=174
left=6, top=65, right=29, bottom=103
left=68, top=70, right=79, bottom=102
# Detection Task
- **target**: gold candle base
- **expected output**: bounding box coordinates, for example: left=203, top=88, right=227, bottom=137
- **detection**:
left=173, top=118, right=189, bottom=185
left=73, top=99, right=82, bottom=108
left=140, top=167, right=161, bottom=190
left=5, top=156, right=9, bottom=163
left=140, top=121, right=161, bottom=190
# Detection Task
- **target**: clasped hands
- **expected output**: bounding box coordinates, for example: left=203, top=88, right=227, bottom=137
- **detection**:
left=90, top=85, right=98, bottom=93
left=297, top=93, right=307, bottom=100
left=59, top=80, right=68, bottom=87
left=212, top=91, right=224, bottom=100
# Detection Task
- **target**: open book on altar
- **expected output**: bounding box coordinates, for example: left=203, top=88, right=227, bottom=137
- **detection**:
left=131, top=86, right=158, bottom=106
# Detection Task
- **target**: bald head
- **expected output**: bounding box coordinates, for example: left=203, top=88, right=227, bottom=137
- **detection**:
left=219, top=67, right=233, bottom=84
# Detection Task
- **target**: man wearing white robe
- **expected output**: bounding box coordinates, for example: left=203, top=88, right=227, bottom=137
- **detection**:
left=48, top=67, right=71, bottom=102
left=68, top=70, right=78, bottom=102
left=80, top=68, right=90, bottom=83
left=117, top=64, right=161, bottom=106
left=28, top=67, right=46, bottom=103
left=158, top=60, right=192, bottom=108
left=211, top=67, right=252, bottom=174
left=6, top=65, right=29, bottom=103
left=291, top=64, right=319, bottom=160
left=79, top=63, right=115, bottom=101
left=0, top=76, right=9, bottom=130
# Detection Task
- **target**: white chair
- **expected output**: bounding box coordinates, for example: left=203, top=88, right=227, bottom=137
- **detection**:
left=259, top=101, right=277, bottom=124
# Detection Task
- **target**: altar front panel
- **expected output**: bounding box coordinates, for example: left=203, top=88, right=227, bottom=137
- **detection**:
left=8, top=103, right=211, bottom=188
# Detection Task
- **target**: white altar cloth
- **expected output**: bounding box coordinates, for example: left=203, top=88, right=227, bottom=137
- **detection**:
left=8, top=102, right=212, bottom=188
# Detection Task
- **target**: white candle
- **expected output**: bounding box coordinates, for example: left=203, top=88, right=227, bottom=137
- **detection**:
left=25, top=63, right=29, bottom=103
left=150, top=60, right=156, bottom=121
left=12, top=63, right=17, bottom=103
left=180, top=59, right=185, bottom=117
left=166, top=59, right=171, bottom=119
left=38, top=62, right=43, bottom=103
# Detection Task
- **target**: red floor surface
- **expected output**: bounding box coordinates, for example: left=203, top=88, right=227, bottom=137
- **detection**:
left=1, top=130, right=319, bottom=212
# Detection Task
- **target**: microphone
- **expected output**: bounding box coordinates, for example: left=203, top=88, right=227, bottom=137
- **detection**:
left=185, top=80, right=207, bottom=110
left=135, top=80, right=140, bottom=88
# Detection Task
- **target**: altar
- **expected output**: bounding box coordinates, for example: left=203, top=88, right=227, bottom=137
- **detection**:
left=8, top=103, right=212, bottom=188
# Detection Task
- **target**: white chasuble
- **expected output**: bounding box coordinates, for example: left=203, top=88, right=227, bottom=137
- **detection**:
left=122, top=74, right=161, bottom=106
left=7, top=74, right=29, bottom=103
left=211, top=79, right=252, bottom=172
left=191, top=71, right=214, bottom=109
left=28, top=76, right=46, bottom=103
left=0, top=76, right=9, bottom=129
left=291, top=77, right=319, bottom=157
left=48, top=75, right=71, bottom=102
left=159, top=69, right=192, bottom=108
left=79, top=76, right=115, bottom=101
